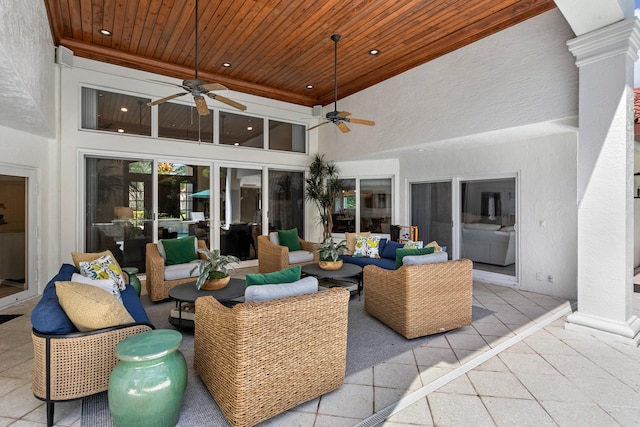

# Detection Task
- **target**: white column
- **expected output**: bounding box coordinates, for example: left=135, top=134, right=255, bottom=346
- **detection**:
left=565, top=19, right=640, bottom=346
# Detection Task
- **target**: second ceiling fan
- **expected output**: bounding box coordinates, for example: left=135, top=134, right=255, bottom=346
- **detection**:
left=146, top=0, right=246, bottom=115
left=309, top=34, right=375, bottom=133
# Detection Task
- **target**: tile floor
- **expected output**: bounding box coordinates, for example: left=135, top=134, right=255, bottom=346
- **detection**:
left=1, top=278, right=639, bottom=426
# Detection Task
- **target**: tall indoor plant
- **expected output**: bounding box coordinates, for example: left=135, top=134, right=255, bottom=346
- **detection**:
left=305, top=154, right=344, bottom=241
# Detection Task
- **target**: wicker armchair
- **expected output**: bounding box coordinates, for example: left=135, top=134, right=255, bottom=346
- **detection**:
left=363, top=258, right=473, bottom=339
left=194, top=287, right=350, bottom=427
left=145, top=239, right=207, bottom=301
left=32, top=323, right=153, bottom=427
left=257, top=234, right=319, bottom=273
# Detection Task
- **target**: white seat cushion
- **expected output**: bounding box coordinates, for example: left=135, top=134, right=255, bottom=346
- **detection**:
left=289, top=250, right=314, bottom=264
left=402, top=251, right=448, bottom=266
left=269, top=231, right=280, bottom=245
left=244, top=276, right=318, bottom=303
left=164, top=260, right=201, bottom=281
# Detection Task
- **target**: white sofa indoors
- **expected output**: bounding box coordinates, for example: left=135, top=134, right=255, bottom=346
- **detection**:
left=460, top=223, right=515, bottom=266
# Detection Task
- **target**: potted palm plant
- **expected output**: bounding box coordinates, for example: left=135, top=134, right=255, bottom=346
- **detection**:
left=190, top=248, right=240, bottom=290
left=305, top=154, right=344, bottom=241
left=313, top=237, right=347, bottom=270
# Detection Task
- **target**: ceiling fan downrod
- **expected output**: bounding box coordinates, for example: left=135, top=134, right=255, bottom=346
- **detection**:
left=331, top=34, right=340, bottom=114
left=194, top=0, right=200, bottom=81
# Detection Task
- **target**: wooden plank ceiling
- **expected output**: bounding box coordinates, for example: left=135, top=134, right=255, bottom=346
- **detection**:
left=44, top=0, right=556, bottom=107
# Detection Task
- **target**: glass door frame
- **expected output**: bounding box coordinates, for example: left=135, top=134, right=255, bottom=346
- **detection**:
left=0, top=164, right=38, bottom=309
left=455, top=173, right=519, bottom=287
left=407, top=173, right=519, bottom=287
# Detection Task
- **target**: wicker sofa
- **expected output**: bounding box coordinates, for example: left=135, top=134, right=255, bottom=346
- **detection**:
left=145, top=239, right=207, bottom=301
left=256, top=234, right=319, bottom=273
left=194, top=287, right=350, bottom=427
left=30, top=263, right=153, bottom=427
left=363, top=258, right=473, bottom=339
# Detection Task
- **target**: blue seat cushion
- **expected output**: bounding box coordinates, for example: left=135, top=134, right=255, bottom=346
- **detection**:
left=31, top=264, right=77, bottom=334
left=31, top=263, right=151, bottom=334
left=340, top=255, right=396, bottom=270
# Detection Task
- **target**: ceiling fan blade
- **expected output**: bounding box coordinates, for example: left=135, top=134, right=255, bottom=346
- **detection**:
left=337, top=121, right=351, bottom=133
left=193, top=96, right=210, bottom=115
left=308, top=121, right=330, bottom=131
left=347, top=118, right=375, bottom=126
left=201, top=82, right=228, bottom=91
left=147, top=92, right=188, bottom=106
left=207, top=93, right=247, bottom=111
left=337, top=111, right=351, bottom=118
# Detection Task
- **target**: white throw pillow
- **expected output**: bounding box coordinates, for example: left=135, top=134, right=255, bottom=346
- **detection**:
left=244, top=276, right=318, bottom=303
left=71, top=273, right=122, bottom=303
left=353, top=235, right=368, bottom=257
left=366, top=236, right=381, bottom=258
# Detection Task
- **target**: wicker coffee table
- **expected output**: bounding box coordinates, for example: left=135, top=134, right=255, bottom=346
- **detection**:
left=301, top=263, right=363, bottom=297
left=168, top=278, right=246, bottom=329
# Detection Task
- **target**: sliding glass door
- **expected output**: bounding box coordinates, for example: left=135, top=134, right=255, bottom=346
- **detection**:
left=86, top=156, right=307, bottom=270
left=219, top=166, right=262, bottom=261
left=86, top=157, right=154, bottom=272
left=410, top=181, right=452, bottom=257
left=410, top=177, right=517, bottom=281
left=0, top=166, right=37, bottom=309
left=460, top=178, right=517, bottom=278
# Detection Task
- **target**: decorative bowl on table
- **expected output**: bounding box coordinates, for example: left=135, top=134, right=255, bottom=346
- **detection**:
left=319, top=260, right=343, bottom=270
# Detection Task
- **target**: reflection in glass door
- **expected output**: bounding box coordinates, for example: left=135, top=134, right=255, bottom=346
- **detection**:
left=220, top=167, right=262, bottom=261
left=460, top=178, right=516, bottom=277
left=0, top=175, right=27, bottom=301
left=86, top=157, right=154, bottom=273
left=156, top=162, right=210, bottom=245
left=411, top=181, right=452, bottom=257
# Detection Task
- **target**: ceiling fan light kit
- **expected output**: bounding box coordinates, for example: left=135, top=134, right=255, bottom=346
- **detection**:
left=308, top=34, right=375, bottom=134
left=146, top=0, right=246, bottom=115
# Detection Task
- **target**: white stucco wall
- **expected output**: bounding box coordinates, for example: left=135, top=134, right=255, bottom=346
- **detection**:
left=396, top=133, right=578, bottom=299
left=317, top=8, right=580, bottom=299
left=0, top=0, right=55, bottom=137
left=0, top=124, right=57, bottom=292
left=318, top=9, right=578, bottom=161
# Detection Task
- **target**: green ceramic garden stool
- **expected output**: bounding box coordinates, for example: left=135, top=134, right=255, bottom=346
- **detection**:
left=122, top=266, right=141, bottom=296
left=108, top=329, right=187, bottom=427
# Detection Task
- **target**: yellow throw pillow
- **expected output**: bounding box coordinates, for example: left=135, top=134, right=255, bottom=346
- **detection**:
left=345, top=232, right=371, bottom=255
left=55, top=281, right=134, bottom=332
left=425, top=241, right=443, bottom=253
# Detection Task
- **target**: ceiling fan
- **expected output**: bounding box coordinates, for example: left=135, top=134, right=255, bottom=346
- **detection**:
left=146, top=0, right=246, bottom=115
left=309, top=34, right=375, bottom=133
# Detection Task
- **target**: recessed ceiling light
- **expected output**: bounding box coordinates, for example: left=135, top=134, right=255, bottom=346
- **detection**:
left=222, top=62, right=231, bottom=67
left=247, top=126, right=253, bottom=131
left=234, top=142, right=240, bottom=146
left=120, top=107, right=128, bottom=112
left=369, top=49, right=380, bottom=55
left=306, top=85, right=314, bottom=89
left=99, top=29, right=112, bottom=36
left=117, top=128, right=125, bottom=133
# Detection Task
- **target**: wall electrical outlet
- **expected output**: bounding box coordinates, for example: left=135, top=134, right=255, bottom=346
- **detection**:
left=548, top=274, right=554, bottom=283
left=536, top=272, right=542, bottom=281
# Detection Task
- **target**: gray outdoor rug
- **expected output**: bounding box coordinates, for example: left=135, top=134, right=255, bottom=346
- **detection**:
left=82, top=295, right=494, bottom=426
